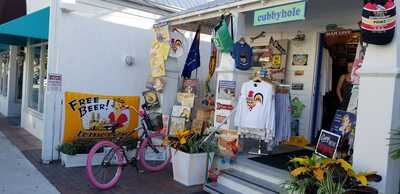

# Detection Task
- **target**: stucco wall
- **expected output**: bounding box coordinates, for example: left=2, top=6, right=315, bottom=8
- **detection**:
left=26, top=0, right=49, bottom=14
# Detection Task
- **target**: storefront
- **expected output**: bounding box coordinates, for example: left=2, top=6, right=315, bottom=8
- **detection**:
left=155, top=0, right=400, bottom=193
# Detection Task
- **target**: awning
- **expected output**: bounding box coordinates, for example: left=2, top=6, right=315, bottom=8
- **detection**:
left=0, top=7, right=49, bottom=46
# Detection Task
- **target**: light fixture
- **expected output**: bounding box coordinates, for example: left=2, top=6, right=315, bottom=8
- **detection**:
left=125, top=56, right=135, bottom=66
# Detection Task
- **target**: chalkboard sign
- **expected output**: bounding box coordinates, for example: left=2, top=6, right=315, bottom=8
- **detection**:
left=315, top=130, right=341, bottom=158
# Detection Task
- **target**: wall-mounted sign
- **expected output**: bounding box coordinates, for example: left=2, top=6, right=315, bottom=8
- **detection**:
left=315, top=130, right=341, bottom=159
left=63, top=92, right=140, bottom=142
left=253, top=1, right=306, bottom=26
left=291, top=83, right=304, bottom=90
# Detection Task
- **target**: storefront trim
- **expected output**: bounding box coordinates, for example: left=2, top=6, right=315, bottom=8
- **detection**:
left=360, top=72, right=400, bottom=78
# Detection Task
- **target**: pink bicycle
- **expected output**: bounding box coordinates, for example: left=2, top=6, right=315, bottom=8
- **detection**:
left=86, top=104, right=171, bottom=190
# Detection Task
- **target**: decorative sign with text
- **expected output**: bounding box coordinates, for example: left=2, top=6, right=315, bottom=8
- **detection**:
left=254, top=1, right=306, bottom=26
left=63, top=91, right=140, bottom=142
left=315, top=130, right=341, bottom=159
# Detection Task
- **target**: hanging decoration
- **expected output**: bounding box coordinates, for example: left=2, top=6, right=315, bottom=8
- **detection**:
left=182, top=28, right=201, bottom=79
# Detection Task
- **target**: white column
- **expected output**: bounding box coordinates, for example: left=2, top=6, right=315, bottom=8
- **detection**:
left=42, top=0, right=61, bottom=162
left=352, top=18, right=400, bottom=193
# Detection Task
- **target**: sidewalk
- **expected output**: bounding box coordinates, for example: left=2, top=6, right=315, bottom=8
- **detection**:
left=0, top=131, right=60, bottom=194
left=0, top=117, right=206, bottom=194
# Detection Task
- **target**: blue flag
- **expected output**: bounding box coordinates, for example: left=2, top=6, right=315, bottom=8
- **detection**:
left=182, top=29, right=200, bottom=78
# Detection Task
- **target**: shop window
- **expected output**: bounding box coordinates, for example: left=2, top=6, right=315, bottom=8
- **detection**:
left=15, top=47, right=24, bottom=102
left=0, top=51, right=9, bottom=97
left=28, top=44, right=47, bottom=113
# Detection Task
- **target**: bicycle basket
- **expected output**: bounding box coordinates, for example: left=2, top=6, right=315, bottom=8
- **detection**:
left=145, top=112, right=163, bottom=131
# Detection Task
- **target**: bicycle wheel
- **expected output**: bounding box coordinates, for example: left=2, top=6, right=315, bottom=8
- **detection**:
left=138, top=132, right=171, bottom=172
left=86, top=140, right=125, bottom=190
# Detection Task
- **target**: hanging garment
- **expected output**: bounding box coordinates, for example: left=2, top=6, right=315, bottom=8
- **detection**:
left=205, top=42, right=217, bottom=93
left=274, top=93, right=292, bottom=144
left=232, top=41, right=253, bottom=70
left=182, top=29, right=201, bottom=79
left=347, top=85, right=359, bottom=114
left=320, top=48, right=333, bottom=95
left=169, top=29, right=187, bottom=58
left=234, top=81, right=275, bottom=141
left=351, top=43, right=365, bottom=85
left=338, top=80, right=353, bottom=110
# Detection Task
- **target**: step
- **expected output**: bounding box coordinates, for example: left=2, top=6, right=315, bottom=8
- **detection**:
left=223, top=168, right=283, bottom=193
left=217, top=169, right=278, bottom=194
left=231, top=156, right=289, bottom=186
left=203, top=182, right=242, bottom=194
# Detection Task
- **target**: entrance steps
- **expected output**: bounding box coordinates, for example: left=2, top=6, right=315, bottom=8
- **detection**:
left=203, top=156, right=289, bottom=194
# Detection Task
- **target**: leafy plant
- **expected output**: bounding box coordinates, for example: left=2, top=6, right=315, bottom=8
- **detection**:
left=389, top=129, right=400, bottom=159
left=57, top=138, right=137, bottom=155
left=283, top=155, right=378, bottom=194
left=165, top=129, right=217, bottom=154
left=317, top=170, right=346, bottom=194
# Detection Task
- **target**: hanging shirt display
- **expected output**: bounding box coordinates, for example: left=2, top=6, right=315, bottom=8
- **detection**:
left=234, top=80, right=275, bottom=141
left=274, top=92, right=292, bottom=144
left=169, top=30, right=187, bottom=58
left=232, top=41, right=253, bottom=70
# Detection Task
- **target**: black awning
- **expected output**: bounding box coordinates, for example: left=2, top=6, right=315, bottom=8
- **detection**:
left=0, top=0, right=26, bottom=25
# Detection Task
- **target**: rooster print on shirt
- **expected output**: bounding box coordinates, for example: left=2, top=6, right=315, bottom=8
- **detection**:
left=246, top=90, right=264, bottom=111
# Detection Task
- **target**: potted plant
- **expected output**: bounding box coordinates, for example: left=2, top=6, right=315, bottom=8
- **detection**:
left=58, top=138, right=137, bottom=168
left=165, top=129, right=217, bottom=186
left=283, top=155, right=380, bottom=194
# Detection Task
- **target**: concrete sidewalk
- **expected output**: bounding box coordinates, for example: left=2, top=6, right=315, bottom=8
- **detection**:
left=0, top=131, right=59, bottom=194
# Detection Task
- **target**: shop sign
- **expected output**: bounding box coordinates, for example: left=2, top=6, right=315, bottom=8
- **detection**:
left=253, top=1, right=306, bottom=26
left=315, top=130, right=341, bottom=159
left=63, top=91, right=140, bottom=142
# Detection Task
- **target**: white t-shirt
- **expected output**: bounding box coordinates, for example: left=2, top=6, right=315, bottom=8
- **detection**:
left=234, top=80, right=275, bottom=141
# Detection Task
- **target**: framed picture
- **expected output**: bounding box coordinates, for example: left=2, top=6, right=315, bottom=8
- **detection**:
left=218, top=80, right=236, bottom=100
left=315, top=130, right=341, bottom=159
left=172, top=105, right=191, bottom=121
left=143, top=90, right=160, bottom=109
left=292, top=54, right=308, bottom=66
left=169, top=117, right=186, bottom=135
left=177, top=92, right=195, bottom=108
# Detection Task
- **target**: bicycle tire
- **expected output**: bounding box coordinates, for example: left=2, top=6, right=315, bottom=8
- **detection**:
left=86, top=140, right=124, bottom=190
left=138, top=132, right=171, bottom=172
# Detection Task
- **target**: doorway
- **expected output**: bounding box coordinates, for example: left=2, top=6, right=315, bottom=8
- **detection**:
left=312, top=30, right=361, bottom=142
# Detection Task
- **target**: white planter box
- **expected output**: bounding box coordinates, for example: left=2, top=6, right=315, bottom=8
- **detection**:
left=171, top=148, right=214, bottom=186
left=60, top=149, right=136, bottom=168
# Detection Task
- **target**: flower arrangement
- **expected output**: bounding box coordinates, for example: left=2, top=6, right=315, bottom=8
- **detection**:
left=165, top=129, right=217, bottom=154
left=284, top=155, right=380, bottom=194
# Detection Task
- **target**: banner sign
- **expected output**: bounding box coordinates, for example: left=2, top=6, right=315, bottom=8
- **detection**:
left=63, top=91, right=140, bottom=142
left=254, top=1, right=306, bottom=26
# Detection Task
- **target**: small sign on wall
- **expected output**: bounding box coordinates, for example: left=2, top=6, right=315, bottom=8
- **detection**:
left=47, top=73, right=62, bottom=92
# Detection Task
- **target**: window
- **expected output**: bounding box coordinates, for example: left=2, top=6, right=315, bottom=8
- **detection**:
left=28, top=43, right=47, bottom=113
left=16, top=47, right=24, bottom=102
left=0, top=51, right=9, bottom=97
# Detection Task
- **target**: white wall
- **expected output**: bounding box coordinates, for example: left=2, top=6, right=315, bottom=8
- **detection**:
left=42, top=1, right=211, bottom=161
left=26, top=0, right=50, bottom=14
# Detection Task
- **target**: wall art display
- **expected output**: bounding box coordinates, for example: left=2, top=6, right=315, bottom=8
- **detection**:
left=146, top=77, right=165, bottom=92
left=169, top=29, right=187, bottom=58
left=294, top=70, right=305, bottom=76
left=291, top=83, right=304, bottom=90
left=63, top=92, right=140, bottom=142
left=172, top=105, right=191, bottom=120
left=218, top=80, right=236, bottom=100
left=143, top=90, right=160, bottom=109
left=218, top=129, right=240, bottom=157
left=191, top=119, right=204, bottom=134
left=182, top=79, right=198, bottom=94
left=177, top=92, right=195, bottom=108
left=315, top=129, right=341, bottom=159
left=169, top=117, right=186, bottom=135
left=292, top=54, right=308, bottom=66
left=330, top=110, right=356, bottom=136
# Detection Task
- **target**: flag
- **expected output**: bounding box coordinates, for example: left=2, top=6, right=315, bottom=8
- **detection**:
left=181, top=29, right=201, bottom=79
